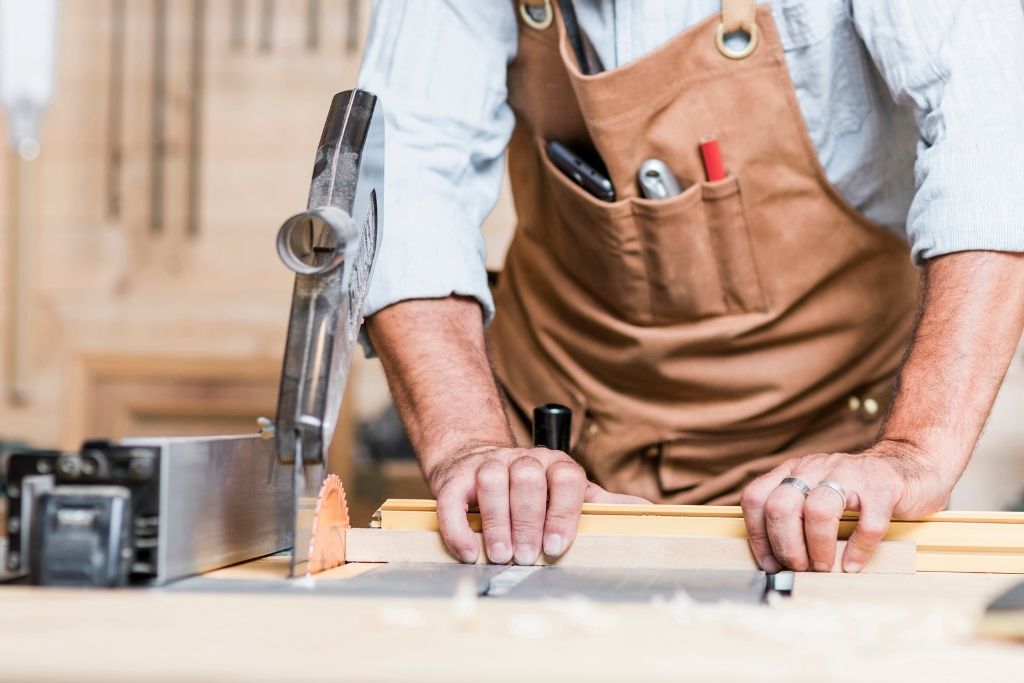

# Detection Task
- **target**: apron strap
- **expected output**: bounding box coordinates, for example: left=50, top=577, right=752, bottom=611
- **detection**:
left=721, top=0, right=757, bottom=34
left=717, top=0, right=760, bottom=59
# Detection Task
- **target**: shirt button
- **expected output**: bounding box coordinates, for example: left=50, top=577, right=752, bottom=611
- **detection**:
left=862, top=397, right=880, bottom=418
left=847, top=396, right=862, bottom=412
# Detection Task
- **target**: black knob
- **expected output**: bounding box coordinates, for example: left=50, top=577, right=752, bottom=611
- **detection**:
left=533, top=404, right=572, bottom=452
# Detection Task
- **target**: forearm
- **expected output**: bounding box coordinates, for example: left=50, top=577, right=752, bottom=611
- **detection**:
left=366, top=296, right=513, bottom=476
left=367, top=296, right=644, bottom=564
left=882, top=251, right=1024, bottom=484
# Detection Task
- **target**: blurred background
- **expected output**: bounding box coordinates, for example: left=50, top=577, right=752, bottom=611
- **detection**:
left=0, top=0, right=1020, bottom=524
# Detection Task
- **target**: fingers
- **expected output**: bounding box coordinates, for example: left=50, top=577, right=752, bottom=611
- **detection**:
left=475, top=458, right=512, bottom=564
left=762, top=484, right=811, bottom=571
left=509, top=455, right=547, bottom=565
left=739, top=463, right=792, bottom=573
left=742, top=453, right=905, bottom=574
left=435, top=478, right=479, bottom=564
left=842, top=499, right=893, bottom=573
left=803, top=485, right=845, bottom=572
left=542, top=460, right=586, bottom=557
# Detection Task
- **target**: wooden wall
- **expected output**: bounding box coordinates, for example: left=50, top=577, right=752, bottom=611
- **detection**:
left=0, top=0, right=378, bottom=449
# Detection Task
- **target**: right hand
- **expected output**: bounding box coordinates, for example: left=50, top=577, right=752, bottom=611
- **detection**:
left=427, top=443, right=649, bottom=565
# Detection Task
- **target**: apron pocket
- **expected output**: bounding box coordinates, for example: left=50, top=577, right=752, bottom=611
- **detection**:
left=633, top=175, right=766, bottom=323
left=535, top=138, right=647, bottom=320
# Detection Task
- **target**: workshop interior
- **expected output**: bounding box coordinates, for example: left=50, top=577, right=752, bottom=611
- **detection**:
left=1, top=1, right=1024, bottom=681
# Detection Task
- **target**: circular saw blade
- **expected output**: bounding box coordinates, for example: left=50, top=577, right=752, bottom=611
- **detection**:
left=306, top=474, right=350, bottom=575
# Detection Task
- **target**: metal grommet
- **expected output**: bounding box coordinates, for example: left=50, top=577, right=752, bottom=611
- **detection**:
left=519, top=0, right=553, bottom=30
left=715, top=22, right=759, bottom=60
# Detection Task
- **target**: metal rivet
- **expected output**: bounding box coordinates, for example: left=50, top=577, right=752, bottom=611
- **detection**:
left=847, top=396, right=861, bottom=412
left=36, top=459, right=52, bottom=474
left=58, top=456, right=81, bottom=478
left=7, top=517, right=19, bottom=534
left=129, top=458, right=154, bottom=481
left=7, top=485, right=19, bottom=498
left=862, top=397, right=880, bottom=418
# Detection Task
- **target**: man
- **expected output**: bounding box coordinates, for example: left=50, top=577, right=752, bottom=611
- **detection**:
left=358, top=0, right=1024, bottom=573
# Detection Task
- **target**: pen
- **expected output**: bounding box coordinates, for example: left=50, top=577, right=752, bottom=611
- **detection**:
left=700, top=136, right=726, bottom=182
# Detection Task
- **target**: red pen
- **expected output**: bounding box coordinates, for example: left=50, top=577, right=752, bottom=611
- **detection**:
left=700, top=136, right=726, bottom=182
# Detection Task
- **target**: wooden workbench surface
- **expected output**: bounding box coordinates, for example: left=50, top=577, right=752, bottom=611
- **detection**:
left=1, top=568, right=1021, bottom=682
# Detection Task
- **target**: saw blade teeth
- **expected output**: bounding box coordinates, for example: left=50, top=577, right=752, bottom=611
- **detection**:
left=306, top=474, right=350, bottom=576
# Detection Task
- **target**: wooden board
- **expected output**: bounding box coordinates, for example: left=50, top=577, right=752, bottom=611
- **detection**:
left=345, top=528, right=916, bottom=574
left=378, top=499, right=1024, bottom=524
left=374, top=499, right=1024, bottom=573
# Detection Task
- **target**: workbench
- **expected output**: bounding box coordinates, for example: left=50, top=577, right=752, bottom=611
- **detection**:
left=2, top=559, right=1021, bottom=682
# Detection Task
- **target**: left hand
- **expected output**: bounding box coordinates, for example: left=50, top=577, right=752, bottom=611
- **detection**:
left=739, top=439, right=953, bottom=573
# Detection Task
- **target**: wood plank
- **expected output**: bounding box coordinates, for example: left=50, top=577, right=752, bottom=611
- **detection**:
left=378, top=509, right=1024, bottom=551
left=345, top=528, right=916, bottom=574
left=378, top=499, right=1024, bottom=524
left=916, top=551, right=1024, bottom=574
left=374, top=499, right=1024, bottom=573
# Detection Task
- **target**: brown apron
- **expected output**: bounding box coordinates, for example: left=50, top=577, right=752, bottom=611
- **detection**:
left=488, top=0, right=920, bottom=504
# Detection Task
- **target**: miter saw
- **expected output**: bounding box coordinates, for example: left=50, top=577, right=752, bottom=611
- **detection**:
left=1, top=89, right=382, bottom=587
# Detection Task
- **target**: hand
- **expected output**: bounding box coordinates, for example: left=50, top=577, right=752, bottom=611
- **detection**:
left=739, top=440, right=953, bottom=573
left=428, top=443, right=649, bottom=565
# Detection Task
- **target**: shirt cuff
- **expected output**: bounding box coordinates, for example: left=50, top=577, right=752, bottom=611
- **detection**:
left=357, top=189, right=495, bottom=358
left=907, top=137, right=1024, bottom=263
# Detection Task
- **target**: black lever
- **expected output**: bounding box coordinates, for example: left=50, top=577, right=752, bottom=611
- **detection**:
left=532, top=404, right=572, bottom=452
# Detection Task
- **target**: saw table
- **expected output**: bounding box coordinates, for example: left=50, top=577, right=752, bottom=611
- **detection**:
left=0, top=564, right=1022, bottom=682
left=5, top=483, right=1023, bottom=681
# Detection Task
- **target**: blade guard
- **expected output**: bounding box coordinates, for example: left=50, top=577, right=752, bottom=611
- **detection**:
left=274, top=89, right=383, bottom=466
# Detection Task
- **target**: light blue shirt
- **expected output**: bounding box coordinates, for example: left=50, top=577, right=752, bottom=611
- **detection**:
left=357, top=0, right=1024, bottom=328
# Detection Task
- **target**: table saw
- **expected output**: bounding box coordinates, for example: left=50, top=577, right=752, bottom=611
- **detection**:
left=2, top=87, right=1024, bottom=682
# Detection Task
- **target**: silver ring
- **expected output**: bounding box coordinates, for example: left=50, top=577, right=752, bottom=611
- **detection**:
left=779, top=477, right=811, bottom=497
left=816, top=479, right=848, bottom=508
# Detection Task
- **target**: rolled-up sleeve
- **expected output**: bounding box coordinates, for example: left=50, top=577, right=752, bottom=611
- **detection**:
left=853, top=0, right=1024, bottom=262
left=356, top=0, right=518, bottom=351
